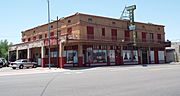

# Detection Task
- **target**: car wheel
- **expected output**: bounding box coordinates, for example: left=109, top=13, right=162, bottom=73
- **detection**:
left=33, top=64, right=37, bottom=68
left=12, top=67, right=16, bottom=69
left=19, top=65, right=24, bottom=69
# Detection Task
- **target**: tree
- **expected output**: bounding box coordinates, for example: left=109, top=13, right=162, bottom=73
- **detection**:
left=0, top=39, right=12, bottom=59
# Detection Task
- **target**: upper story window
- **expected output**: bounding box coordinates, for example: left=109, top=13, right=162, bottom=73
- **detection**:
left=39, top=35, right=42, bottom=39
left=45, top=33, right=47, bottom=38
left=102, top=28, right=105, bottom=36
left=28, top=38, right=31, bottom=42
left=33, top=31, right=35, bottom=34
left=149, top=33, right=154, bottom=40
left=68, top=20, right=71, bottom=23
left=67, top=27, right=72, bottom=34
left=50, top=32, right=54, bottom=37
left=157, top=34, right=161, bottom=40
left=51, top=25, right=53, bottom=29
left=87, top=26, right=94, bottom=39
left=111, top=29, right=117, bottom=40
left=124, top=30, right=130, bottom=41
left=142, top=25, right=145, bottom=28
left=112, top=22, right=116, bottom=24
left=142, top=32, right=147, bottom=42
left=22, top=39, right=26, bottom=42
left=88, top=18, right=92, bottom=22
left=158, top=27, right=161, bottom=30
left=33, top=36, right=36, bottom=41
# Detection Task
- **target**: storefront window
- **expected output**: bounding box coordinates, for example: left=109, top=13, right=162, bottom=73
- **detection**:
left=50, top=51, right=57, bottom=57
left=86, top=49, right=107, bottom=63
left=66, top=50, right=78, bottom=63
left=86, top=48, right=93, bottom=63
left=123, top=50, right=138, bottom=64
left=108, top=50, right=115, bottom=62
left=93, top=50, right=107, bottom=63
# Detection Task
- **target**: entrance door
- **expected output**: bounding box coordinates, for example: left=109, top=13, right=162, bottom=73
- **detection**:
left=142, top=50, right=148, bottom=64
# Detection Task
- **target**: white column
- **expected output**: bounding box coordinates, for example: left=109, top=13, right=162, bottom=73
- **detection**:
left=27, top=48, right=30, bottom=60
left=41, top=46, right=44, bottom=58
left=16, top=50, right=19, bottom=60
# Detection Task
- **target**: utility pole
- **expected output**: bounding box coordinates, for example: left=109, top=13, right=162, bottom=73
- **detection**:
left=47, top=0, right=51, bottom=69
left=56, top=16, right=59, bottom=68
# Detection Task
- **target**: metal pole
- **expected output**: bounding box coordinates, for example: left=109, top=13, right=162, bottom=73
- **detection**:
left=47, top=0, right=51, bottom=69
left=56, top=16, right=59, bottom=68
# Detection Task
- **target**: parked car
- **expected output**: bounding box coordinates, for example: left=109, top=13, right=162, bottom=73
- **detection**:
left=0, top=60, right=3, bottom=68
left=0, top=58, right=9, bottom=67
left=10, top=59, right=38, bottom=69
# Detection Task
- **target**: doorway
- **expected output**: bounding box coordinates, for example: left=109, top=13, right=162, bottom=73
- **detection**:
left=142, top=50, right=148, bottom=64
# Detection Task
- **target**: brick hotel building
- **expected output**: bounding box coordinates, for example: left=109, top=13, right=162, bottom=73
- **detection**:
left=9, top=13, right=168, bottom=68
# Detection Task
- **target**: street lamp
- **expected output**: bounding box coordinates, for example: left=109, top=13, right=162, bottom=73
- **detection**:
left=47, top=0, right=51, bottom=69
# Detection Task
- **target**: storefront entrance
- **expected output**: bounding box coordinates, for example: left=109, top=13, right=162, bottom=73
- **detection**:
left=142, top=50, right=148, bottom=64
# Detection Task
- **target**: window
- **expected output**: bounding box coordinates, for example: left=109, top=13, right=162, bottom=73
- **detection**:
left=33, top=36, right=36, bottom=41
left=28, top=38, right=31, bottom=41
left=124, top=30, right=130, bottom=41
left=33, top=31, right=35, bottom=34
left=50, top=32, right=54, bottom=37
left=22, top=39, right=26, bottom=42
left=39, top=35, right=42, bottom=39
left=142, top=32, right=146, bottom=42
left=51, top=25, right=53, bottom=29
left=150, top=33, right=154, bottom=39
left=157, top=34, right=161, bottom=40
left=45, top=34, right=47, bottom=38
left=66, top=50, right=78, bottom=63
left=142, top=26, right=145, bottom=28
left=112, top=22, right=116, bottom=24
left=68, top=20, right=71, bottom=23
left=67, top=27, right=72, bottom=34
left=88, top=18, right=92, bottom=22
left=87, top=26, right=94, bottom=39
left=150, top=33, right=154, bottom=42
left=111, top=29, right=117, bottom=40
left=102, top=28, right=105, bottom=36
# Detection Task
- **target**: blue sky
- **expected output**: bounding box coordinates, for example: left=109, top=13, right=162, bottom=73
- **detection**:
left=0, top=0, right=179, bottom=44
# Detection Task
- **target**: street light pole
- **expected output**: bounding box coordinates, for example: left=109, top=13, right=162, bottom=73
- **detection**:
left=56, top=16, right=59, bottom=68
left=47, top=0, right=51, bottom=69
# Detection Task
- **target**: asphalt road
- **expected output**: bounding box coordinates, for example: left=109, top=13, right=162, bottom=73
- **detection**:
left=0, top=64, right=180, bottom=96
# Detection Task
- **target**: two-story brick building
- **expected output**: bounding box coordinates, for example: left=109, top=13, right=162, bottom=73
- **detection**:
left=9, top=12, right=167, bottom=68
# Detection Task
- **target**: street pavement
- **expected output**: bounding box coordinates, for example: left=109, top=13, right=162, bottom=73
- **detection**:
left=0, top=64, right=180, bottom=96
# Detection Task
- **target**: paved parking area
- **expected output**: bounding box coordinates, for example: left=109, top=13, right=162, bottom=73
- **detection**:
left=1, top=63, right=180, bottom=96
left=0, top=63, right=180, bottom=77
left=0, top=67, right=68, bottom=76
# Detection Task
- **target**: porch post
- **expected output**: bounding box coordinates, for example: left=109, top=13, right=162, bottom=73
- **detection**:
left=16, top=50, right=19, bottom=60
left=59, top=42, right=64, bottom=68
left=41, top=46, right=45, bottom=67
left=27, top=48, right=31, bottom=60
left=78, top=44, right=83, bottom=67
